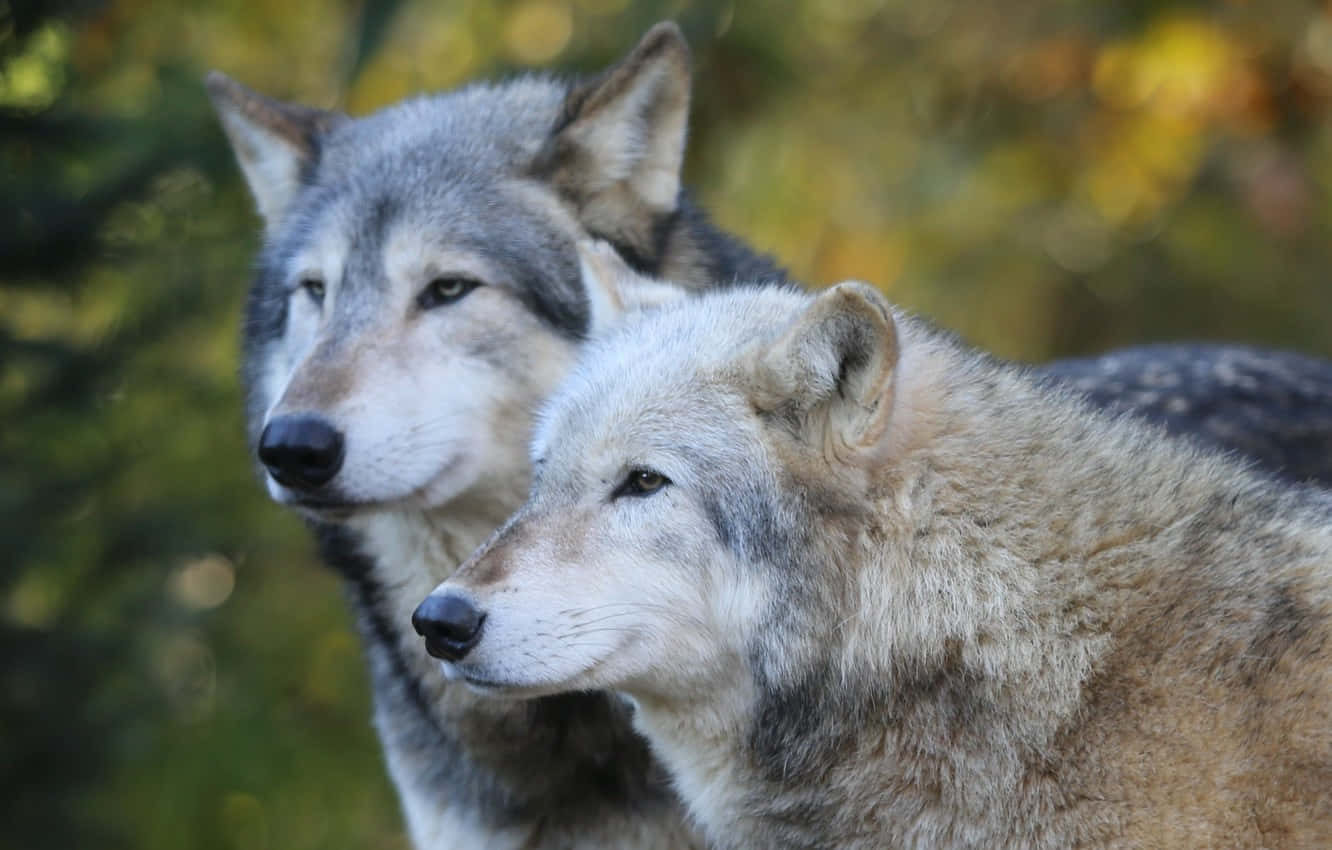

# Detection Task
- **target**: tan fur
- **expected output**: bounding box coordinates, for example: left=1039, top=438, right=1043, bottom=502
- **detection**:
left=430, top=278, right=1332, bottom=849
left=578, top=240, right=691, bottom=326
left=531, top=22, right=691, bottom=264
left=205, top=72, right=345, bottom=227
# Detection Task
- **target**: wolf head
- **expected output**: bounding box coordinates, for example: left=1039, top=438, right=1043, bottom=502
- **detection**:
left=416, top=248, right=908, bottom=702
left=207, top=23, right=751, bottom=516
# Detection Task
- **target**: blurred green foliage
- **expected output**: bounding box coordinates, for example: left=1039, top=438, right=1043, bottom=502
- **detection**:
left=4, top=0, right=1330, bottom=847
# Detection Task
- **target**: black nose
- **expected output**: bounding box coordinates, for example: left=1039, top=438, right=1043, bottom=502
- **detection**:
left=412, top=594, right=485, bottom=662
left=258, top=415, right=345, bottom=491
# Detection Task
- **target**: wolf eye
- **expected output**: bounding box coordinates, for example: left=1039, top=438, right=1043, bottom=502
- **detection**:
left=418, top=276, right=480, bottom=310
left=613, top=469, right=670, bottom=499
left=299, top=278, right=325, bottom=304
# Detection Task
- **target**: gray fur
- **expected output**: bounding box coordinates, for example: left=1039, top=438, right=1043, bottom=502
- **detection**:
left=213, top=24, right=763, bottom=849
left=435, top=278, right=1332, bottom=849
left=209, top=21, right=1332, bottom=849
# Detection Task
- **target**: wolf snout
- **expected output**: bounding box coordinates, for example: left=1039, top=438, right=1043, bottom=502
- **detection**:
left=413, top=593, right=486, bottom=662
left=258, top=415, right=345, bottom=490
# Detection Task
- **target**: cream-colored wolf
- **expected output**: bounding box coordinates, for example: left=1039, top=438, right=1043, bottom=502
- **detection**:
left=418, top=244, right=1332, bottom=849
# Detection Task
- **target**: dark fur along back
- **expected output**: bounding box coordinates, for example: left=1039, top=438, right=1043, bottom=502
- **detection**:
left=1041, top=343, right=1332, bottom=486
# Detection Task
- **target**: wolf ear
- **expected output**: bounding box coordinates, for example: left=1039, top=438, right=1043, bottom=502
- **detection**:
left=205, top=72, right=347, bottom=231
left=533, top=22, right=691, bottom=261
left=753, top=282, right=900, bottom=454
left=577, top=240, right=687, bottom=334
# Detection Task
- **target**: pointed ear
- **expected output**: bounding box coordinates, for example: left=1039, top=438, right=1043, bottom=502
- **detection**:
left=532, top=22, right=691, bottom=260
left=753, top=282, right=900, bottom=453
left=205, top=72, right=347, bottom=231
left=577, top=239, right=687, bottom=335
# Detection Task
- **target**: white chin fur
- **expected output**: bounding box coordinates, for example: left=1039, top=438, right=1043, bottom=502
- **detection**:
left=260, top=450, right=474, bottom=514
left=438, top=661, right=464, bottom=682
left=403, top=451, right=475, bottom=510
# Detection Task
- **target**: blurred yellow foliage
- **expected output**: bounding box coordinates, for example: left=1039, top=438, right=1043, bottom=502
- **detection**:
left=5, top=3, right=1332, bottom=849
left=0, top=22, right=69, bottom=108
left=1094, top=16, right=1244, bottom=118
left=505, top=0, right=575, bottom=63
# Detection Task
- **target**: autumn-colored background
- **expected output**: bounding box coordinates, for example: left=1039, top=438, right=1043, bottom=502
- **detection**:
left=5, top=1, right=1331, bottom=847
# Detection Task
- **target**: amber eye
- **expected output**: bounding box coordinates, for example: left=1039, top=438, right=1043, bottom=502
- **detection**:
left=418, top=276, right=480, bottom=310
left=615, top=469, right=670, bottom=499
left=299, top=278, right=325, bottom=304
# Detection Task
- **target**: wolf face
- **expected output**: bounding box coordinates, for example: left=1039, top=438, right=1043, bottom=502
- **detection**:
left=418, top=366, right=778, bottom=700
left=419, top=247, right=861, bottom=702
left=208, top=23, right=709, bottom=518
left=250, top=200, right=580, bottom=512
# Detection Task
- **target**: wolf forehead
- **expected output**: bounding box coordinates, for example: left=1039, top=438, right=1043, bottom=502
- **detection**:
left=293, top=77, right=575, bottom=229
left=255, top=78, right=588, bottom=323
left=324, top=78, right=570, bottom=172
left=531, top=285, right=808, bottom=461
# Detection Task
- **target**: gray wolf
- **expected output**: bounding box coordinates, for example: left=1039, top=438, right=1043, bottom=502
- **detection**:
left=420, top=246, right=1332, bottom=849
left=208, top=21, right=1332, bottom=849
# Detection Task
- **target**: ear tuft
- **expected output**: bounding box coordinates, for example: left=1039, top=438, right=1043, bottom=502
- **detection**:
left=205, top=72, right=347, bottom=230
left=754, top=282, right=900, bottom=452
left=533, top=22, right=691, bottom=261
left=577, top=239, right=687, bottom=334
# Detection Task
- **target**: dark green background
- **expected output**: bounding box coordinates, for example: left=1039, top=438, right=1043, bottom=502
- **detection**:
left=5, top=1, right=1331, bottom=847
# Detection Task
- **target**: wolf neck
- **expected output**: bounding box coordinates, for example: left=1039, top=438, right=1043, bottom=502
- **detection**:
left=357, top=489, right=521, bottom=584
left=627, top=663, right=760, bottom=850
left=343, top=489, right=526, bottom=831
left=631, top=325, right=1270, bottom=849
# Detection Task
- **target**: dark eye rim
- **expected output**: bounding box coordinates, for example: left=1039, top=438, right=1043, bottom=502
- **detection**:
left=298, top=278, right=325, bottom=303
left=417, top=275, right=482, bottom=310
left=612, top=468, right=671, bottom=500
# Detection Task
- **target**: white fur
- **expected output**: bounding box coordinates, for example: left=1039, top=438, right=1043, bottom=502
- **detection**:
left=558, top=33, right=689, bottom=212
left=432, top=279, right=1332, bottom=848
left=219, top=113, right=305, bottom=226
left=261, top=221, right=569, bottom=514
left=578, top=239, right=690, bottom=331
